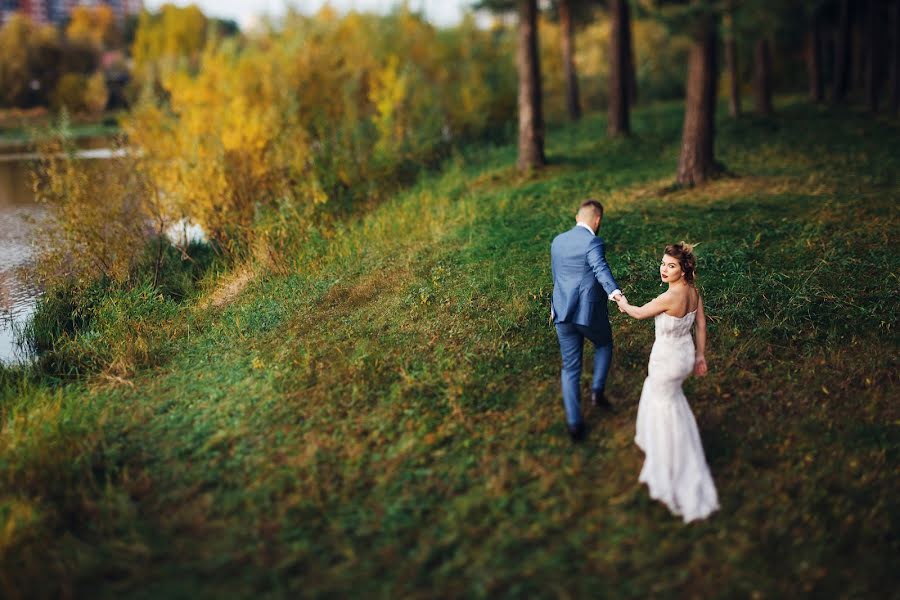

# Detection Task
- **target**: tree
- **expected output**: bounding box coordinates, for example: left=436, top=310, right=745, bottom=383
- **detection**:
left=676, top=2, right=720, bottom=186
left=724, top=1, right=741, bottom=116
left=66, top=5, right=120, bottom=50
left=753, top=38, right=774, bottom=116
left=0, top=15, right=62, bottom=108
left=864, top=0, right=884, bottom=112
left=517, top=0, right=546, bottom=169
left=557, top=0, right=583, bottom=120
left=132, top=4, right=209, bottom=86
left=475, top=0, right=545, bottom=170
left=832, top=0, right=851, bottom=102
left=890, top=1, right=900, bottom=113
left=608, top=0, right=631, bottom=135
left=806, top=2, right=824, bottom=103
left=623, top=0, right=638, bottom=106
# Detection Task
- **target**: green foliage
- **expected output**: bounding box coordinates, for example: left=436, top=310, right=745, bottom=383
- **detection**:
left=3, top=99, right=898, bottom=597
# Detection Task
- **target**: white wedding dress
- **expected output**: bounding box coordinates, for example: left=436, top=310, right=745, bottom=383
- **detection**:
left=634, top=310, right=719, bottom=523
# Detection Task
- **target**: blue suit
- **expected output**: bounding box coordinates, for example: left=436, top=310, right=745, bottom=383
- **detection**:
left=550, top=225, right=619, bottom=426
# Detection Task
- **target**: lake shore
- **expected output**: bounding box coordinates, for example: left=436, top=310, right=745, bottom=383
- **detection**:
left=0, top=108, right=121, bottom=154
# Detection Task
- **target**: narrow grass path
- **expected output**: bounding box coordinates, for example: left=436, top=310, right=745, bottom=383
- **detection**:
left=5, top=100, right=899, bottom=598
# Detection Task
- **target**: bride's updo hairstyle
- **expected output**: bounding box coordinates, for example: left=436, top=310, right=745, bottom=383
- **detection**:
left=664, top=242, right=697, bottom=285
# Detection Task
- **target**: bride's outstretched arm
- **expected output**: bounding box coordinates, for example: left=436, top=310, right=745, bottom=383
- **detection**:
left=694, top=297, right=708, bottom=376
left=615, top=293, right=672, bottom=320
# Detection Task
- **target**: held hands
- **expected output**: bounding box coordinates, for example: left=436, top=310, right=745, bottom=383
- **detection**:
left=613, top=292, right=628, bottom=313
left=694, top=355, right=708, bottom=377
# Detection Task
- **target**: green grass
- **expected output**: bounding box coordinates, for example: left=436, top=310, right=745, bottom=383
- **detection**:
left=0, top=111, right=120, bottom=149
left=2, top=98, right=899, bottom=598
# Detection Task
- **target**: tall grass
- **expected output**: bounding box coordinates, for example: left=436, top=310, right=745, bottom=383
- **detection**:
left=1, top=99, right=898, bottom=598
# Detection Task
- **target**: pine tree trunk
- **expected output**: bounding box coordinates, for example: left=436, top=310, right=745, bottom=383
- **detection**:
left=725, top=3, right=740, bottom=116
left=624, top=0, right=638, bottom=106
left=754, top=38, right=774, bottom=116
left=807, top=9, right=824, bottom=103
left=832, top=0, right=852, bottom=103
left=853, top=2, right=866, bottom=91
left=865, top=0, right=882, bottom=112
left=890, top=2, right=900, bottom=113
left=517, top=0, right=545, bottom=171
left=726, top=38, right=740, bottom=116
left=677, top=7, right=719, bottom=186
left=608, top=0, right=630, bottom=136
left=559, top=0, right=582, bottom=121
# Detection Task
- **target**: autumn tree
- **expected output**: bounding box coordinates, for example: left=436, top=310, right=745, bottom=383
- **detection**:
left=132, top=4, right=209, bottom=88
left=66, top=5, right=120, bottom=50
left=0, top=15, right=62, bottom=108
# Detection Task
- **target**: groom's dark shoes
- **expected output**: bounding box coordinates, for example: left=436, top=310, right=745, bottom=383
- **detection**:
left=568, top=422, right=587, bottom=442
left=592, top=390, right=614, bottom=411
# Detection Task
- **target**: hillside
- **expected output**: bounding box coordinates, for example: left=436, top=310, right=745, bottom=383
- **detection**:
left=2, top=99, right=898, bottom=598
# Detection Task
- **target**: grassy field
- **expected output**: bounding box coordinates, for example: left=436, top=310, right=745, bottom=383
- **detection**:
left=1, top=99, right=898, bottom=598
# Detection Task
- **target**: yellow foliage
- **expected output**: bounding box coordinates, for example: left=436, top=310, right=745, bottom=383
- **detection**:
left=132, top=4, right=208, bottom=85
left=66, top=5, right=118, bottom=49
left=0, top=15, right=61, bottom=107
left=84, top=72, right=109, bottom=115
left=370, top=55, right=410, bottom=154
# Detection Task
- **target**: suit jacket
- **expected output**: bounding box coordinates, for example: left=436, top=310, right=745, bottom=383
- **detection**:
left=550, top=225, right=619, bottom=342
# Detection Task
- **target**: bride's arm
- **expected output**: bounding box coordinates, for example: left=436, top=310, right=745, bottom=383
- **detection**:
left=694, top=296, right=708, bottom=376
left=615, top=293, right=672, bottom=320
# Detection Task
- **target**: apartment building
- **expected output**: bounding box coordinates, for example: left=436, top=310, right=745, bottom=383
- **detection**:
left=1, top=0, right=144, bottom=25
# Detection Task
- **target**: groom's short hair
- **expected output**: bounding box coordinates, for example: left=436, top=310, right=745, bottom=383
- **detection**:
left=579, top=199, right=604, bottom=219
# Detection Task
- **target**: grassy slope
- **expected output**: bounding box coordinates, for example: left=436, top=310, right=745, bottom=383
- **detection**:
left=2, top=99, right=899, bottom=598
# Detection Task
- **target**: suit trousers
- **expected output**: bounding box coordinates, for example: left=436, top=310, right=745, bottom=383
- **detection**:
left=555, top=322, right=613, bottom=426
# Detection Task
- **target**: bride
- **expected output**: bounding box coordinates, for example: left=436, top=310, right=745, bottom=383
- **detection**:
left=614, top=243, right=719, bottom=523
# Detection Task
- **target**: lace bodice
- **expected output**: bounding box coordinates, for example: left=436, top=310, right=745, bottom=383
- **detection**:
left=654, top=310, right=696, bottom=340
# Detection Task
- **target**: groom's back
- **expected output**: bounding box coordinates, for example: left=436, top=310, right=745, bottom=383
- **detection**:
left=551, top=227, right=604, bottom=326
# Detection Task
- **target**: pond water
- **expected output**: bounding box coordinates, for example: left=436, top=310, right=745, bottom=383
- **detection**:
left=0, top=156, right=44, bottom=364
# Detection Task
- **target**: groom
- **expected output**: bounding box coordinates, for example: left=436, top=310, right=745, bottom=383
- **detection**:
left=550, top=200, right=623, bottom=442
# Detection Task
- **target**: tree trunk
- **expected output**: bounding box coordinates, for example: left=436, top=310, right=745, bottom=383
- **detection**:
left=517, top=0, right=545, bottom=171
left=890, top=2, right=900, bottom=113
left=832, top=0, right=851, bottom=103
left=853, top=1, right=866, bottom=91
left=624, top=0, right=638, bottom=106
left=807, top=9, right=824, bottom=103
left=753, top=38, right=774, bottom=116
left=608, top=0, right=630, bottom=136
left=724, top=7, right=740, bottom=117
left=559, top=0, right=582, bottom=121
left=677, top=7, right=719, bottom=186
left=865, top=0, right=882, bottom=112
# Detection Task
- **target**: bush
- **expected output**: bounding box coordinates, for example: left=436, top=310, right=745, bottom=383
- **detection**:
left=28, top=279, right=180, bottom=378
left=51, top=73, right=88, bottom=113
left=26, top=237, right=217, bottom=378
